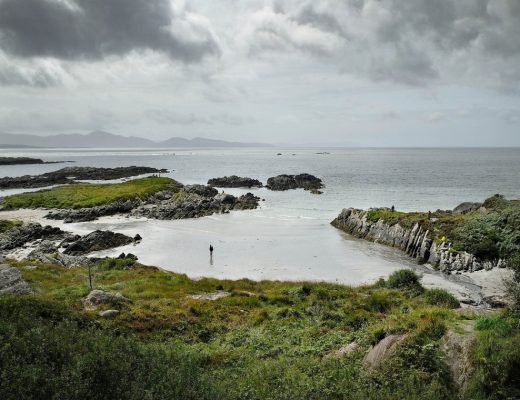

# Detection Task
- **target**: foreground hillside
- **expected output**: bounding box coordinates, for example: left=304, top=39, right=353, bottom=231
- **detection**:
left=1, top=259, right=520, bottom=400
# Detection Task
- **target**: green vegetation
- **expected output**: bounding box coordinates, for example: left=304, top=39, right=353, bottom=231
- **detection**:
left=367, top=195, right=520, bottom=261
left=2, top=261, right=519, bottom=399
left=467, top=313, right=520, bottom=399
left=0, top=262, right=468, bottom=399
left=0, top=219, right=22, bottom=233
left=1, top=177, right=176, bottom=209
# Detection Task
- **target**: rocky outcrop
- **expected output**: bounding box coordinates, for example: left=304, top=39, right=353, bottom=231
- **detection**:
left=0, top=264, right=32, bottom=294
left=331, top=208, right=502, bottom=273
left=63, top=230, right=135, bottom=256
left=208, top=176, right=263, bottom=188
left=266, top=173, right=323, bottom=193
left=132, top=189, right=260, bottom=220
left=0, top=222, right=67, bottom=251
left=46, top=198, right=143, bottom=223
left=453, top=202, right=482, bottom=214
left=25, top=242, right=95, bottom=268
left=0, top=166, right=167, bottom=189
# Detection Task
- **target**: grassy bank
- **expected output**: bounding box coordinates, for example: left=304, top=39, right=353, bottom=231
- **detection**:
left=1, top=260, right=519, bottom=399
left=0, top=219, right=22, bottom=233
left=366, top=195, right=520, bottom=261
left=0, top=177, right=176, bottom=209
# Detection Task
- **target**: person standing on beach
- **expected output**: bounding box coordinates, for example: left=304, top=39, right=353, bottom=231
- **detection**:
left=209, top=244, right=214, bottom=255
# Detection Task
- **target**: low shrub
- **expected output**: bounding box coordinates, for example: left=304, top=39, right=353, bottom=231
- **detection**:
left=387, top=269, right=421, bottom=290
left=424, top=288, right=460, bottom=309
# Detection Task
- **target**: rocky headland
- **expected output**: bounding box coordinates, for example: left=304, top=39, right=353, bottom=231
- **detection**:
left=331, top=195, right=518, bottom=274
left=0, top=166, right=168, bottom=189
left=208, top=176, right=263, bottom=188
left=0, top=157, right=73, bottom=166
left=266, top=173, right=324, bottom=194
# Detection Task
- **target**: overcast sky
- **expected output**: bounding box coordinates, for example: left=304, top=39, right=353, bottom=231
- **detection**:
left=0, top=0, right=519, bottom=146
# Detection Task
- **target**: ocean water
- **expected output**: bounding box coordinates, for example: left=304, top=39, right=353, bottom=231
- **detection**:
left=1, top=147, right=519, bottom=286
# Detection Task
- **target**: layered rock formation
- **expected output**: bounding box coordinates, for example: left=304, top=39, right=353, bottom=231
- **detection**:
left=63, top=230, right=135, bottom=256
left=331, top=208, right=502, bottom=272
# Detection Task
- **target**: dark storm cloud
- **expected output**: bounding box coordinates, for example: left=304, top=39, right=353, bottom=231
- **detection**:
left=0, top=0, right=220, bottom=61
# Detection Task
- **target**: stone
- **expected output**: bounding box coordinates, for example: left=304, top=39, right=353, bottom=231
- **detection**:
left=99, top=309, right=120, bottom=318
left=0, top=264, right=32, bottom=294
left=208, top=176, right=263, bottom=188
left=0, top=223, right=66, bottom=251
left=482, top=295, right=509, bottom=308
left=134, top=234, right=142, bottom=241
left=363, top=334, right=407, bottom=370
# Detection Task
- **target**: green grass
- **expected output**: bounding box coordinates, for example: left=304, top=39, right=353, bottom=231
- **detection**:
left=0, top=219, right=22, bottom=233
left=2, top=261, right=519, bottom=399
left=1, top=177, right=176, bottom=209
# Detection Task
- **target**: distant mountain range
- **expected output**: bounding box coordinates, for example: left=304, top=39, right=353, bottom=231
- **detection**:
left=0, top=131, right=271, bottom=148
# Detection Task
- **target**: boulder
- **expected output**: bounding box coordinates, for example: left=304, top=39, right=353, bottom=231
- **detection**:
left=363, top=334, right=407, bottom=370
left=134, top=234, right=142, bottom=241
left=0, top=264, right=32, bottom=294
left=188, top=291, right=231, bottom=300
left=63, top=230, right=134, bottom=256
left=266, top=173, right=323, bottom=192
left=453, top=202, right=482, bottom=214
left=84, top=289, right=128, bottom=307
left=441, top=321, right=475, bottom=394
left=208, top=176, right=263, bottom=188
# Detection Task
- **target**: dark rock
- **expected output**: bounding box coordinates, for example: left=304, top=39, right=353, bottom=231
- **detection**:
left=0, top=166, right=168, bottom=189
left=208, top=175, right=263, bottom=188
left=64, top=230, right=134, bottom=256
left=184, top=184, right=218, bottom=197
left=134, top=234, right=142, bottom=241
left=234, top=193, right=261, bottom=210
left=483, top=295, right=509, bottom=308
left=46, top=198, right=142, bottom=223
left=0, top=264, right=32, bottom=294
left=453, top=202, right=482, bottom=214
left=266, top=173, right=323, bottom=192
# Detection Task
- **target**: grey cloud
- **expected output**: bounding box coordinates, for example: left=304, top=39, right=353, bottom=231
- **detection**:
left=0, top=63, right=63, bottom=87
left=243, top=0, right=520, bottom=88
left=0, top=0, right=220, bottom=62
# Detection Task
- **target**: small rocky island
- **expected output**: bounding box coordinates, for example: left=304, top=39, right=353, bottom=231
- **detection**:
left=0, top=157, right=72, bottom=166
left=266, top=173, right=324, bottom=194
left=208, top=176, right=263, bottom=188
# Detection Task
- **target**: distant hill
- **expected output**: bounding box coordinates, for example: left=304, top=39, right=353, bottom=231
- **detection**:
left=0, top=131, right=271, bottom=148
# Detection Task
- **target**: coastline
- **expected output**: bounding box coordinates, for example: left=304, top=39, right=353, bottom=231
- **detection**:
left=0, top=207, right=509, bottom=307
